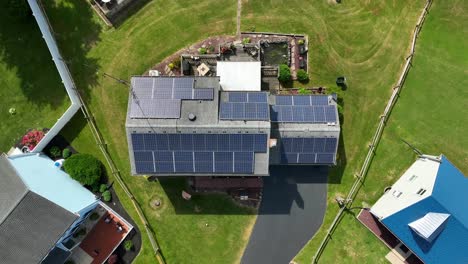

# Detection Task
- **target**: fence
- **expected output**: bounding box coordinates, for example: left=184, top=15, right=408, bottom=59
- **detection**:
left=312, top=0, right=433, bottom=263
left=27, top=1, right=165, bottom=263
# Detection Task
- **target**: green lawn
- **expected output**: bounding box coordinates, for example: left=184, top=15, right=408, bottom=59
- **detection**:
left=294, top=0, right=468, bottom=263
left=43, top=1, right=255, bottom=263
left=0, top=5, right=69, bottom=151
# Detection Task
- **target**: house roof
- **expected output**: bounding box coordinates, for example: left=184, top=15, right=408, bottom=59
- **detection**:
left=216, top=61, right=261, bottom=91
left=380, top=155, right=468, bottom=264
left=0, top=191, right=77, bottom=264
left=0, top=155, right=28, bottom=224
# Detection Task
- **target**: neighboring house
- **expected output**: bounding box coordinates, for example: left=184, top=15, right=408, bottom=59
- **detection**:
left=369, top=155, right=468, bottom=264
left=125, top=75, right=340, bottom=176
left=0, top=153, right=133, bottom=264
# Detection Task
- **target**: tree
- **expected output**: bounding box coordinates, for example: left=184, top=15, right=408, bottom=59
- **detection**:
left=63, top=154, right=102, bottom=186
left=6, top=0, right=32, bottom=20
left=296, top=69, right=309, bottom=83
left=278, top=64, right=291, bottom=83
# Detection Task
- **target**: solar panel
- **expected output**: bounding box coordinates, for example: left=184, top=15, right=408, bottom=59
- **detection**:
left=293, top=96, right=311, bottom=106
left=155, top=162, right=174, bottom=173
left=303, top=138, right=315, bottom=152
left=168, top=134, right=181, bottom=151
left=135, top=162, right=155, bottom=173
left=229, top=92, right=247, bottom=102
left=254, top=134, right=268, bottom=152
left=134, top=151, right=153, bottom=162
left=154, top=151, right=173, bottom=162
left=154, top=78, right=173, bottom=89
left=314, top=106, right=326, bottom=123
left=303, top=106, right=315, bottom=122
left=173, top=87, right=192, bottom=99
left=180, top=134, right=193, bottom=151
left=256, top=103, right=270, bottom=120
left=219, top=102, right=232, bottom=119
left=248, top=92, right=268, bottom=103
left=281, top=106, right=293, bottom=122
left=281, top=153, right=298, bottom=163
left=192, top=134, right=205, bottom=151
left=132, top=77, right=153, bottom=99
left=174, top=151, right=194, bottom=173
left=230, top=134, right=243, bottom=151
left=276, top=96, right=293, bottom=105
left=324, top=138, right=338, bottom=153
left=130, top=99, right=181, bottom=119
left=313, top=138, right=325, bottom=152
left=292, top=138, right=303, bottom=152
left=193, top=89, right=213, bottom=100
left=311, top=95, right=329, bottom=105
left=217, top=134, right=230, bottom=151
left=214, top=152, right=233, bottom=173
left=155, top=134, right=169, bottom=150
left=324, top=105, right=337, bottom=123
left=281, top=138, right=293, bottom=153
left=131, top=134, right=145, bottom=151
left=153, top=86, right=172, bottom=100
left=316, top=153, right=335, bottom=164
left=298, top=153, right=316, bottom=163
left=173, top=78, right=194, bottom=90
left=292, top=106, right=304, bottom=122
left=205, top=134, right=218, bottom=151
left=231, top=103, right=245, bottom=119
left=195, top=162, right=213, bottom=173
left=241, top=134, right=254, bottom=151
left=270, top=106, right=280, bottom=122
left=244, top=103, right=257, bottom=119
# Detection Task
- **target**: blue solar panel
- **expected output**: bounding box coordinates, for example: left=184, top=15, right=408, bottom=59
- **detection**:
left=324, top=105, right=337, bottom=123
left=230, top=134, right=243, bottom=151
left=292, top=138, right=303, bottom=152
left=303, top=106, right=315, bottom=122
left=131, top=134, right=145, bottom=151
left=311, top=95, right=329, bottom=105
left=324, top=138, right=338, bottom=153
left=135, top=162, right=155, bottom=173
left=292, top=106, right=304, bottom=122
left=174, top=151, right=193, bottom=173
left=281, top=106, right=293, bottom=122
left=173, top=87, right=192, bottom=99
left=313, top=138, right=325, bottom=152
left=256, top=103, right=270, bottom=120
left=276, top=96, right=293, bottom=105
left=205, top=134, right=218, bottom=151
left=231, top=103, right=245, bottom=119
left=217, top=134, right=230, bottom=151
left=143, top=134, right=157, bottom=150
left=193, top=89, right=213, bottom=100
left=298, top=153, right=316, bottom=163
left=234, top=152, right=253, bottom=162
left=281, top=153, right=298, bottom=163
left=314, top=106, right=326, bottom=123
left=293, top=96, right=311, bottom=106
left=241, top=134, right=254, bottom=151
left=154, top=134, right=168, bottom=151
left=220, top=102, right=232, bottom=119
left=244, top=103, right=257, bottom=119
left=234, top=162, right=253, bottom=173
left=214, top=152, right=233, bottom=173
left=180, top=134, right=193, bottom=151
left=155, top=162, right=174, bottom=173
left=192, top=134, right=206, bottom=151
left=194, top=152, right=213, bottom=161
left=215, top=152, right=233, bottom=162
left=254, top=134, right=268, bottom=152
left=175, top=162, right=193, bottom=173
left=154, top=151, right=173, bottom=162
left=195, top=162, right=213, bottom=173
left=303, top=138, right=315, bottom=152
left=248, top=92, right=268, bottom=103
left=316, top=153, right=335, bottom=164
left=173, top=78, right=193, bottom=90
left=270, top=106, right=280, bottom=122
left=168, top=134, right=181, bottom=151
left=134, top=151, right=153, bottom=162
left=229, top=93, right=247, bottom=102
left=282, top=138, right=293, bottom=152
left=153, top=86, right=172, bottom=100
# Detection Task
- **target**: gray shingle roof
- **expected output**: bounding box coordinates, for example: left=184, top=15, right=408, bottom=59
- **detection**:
left=0, top=189, right=77, bottom=263
left=0, top=155, right=28, bottom=224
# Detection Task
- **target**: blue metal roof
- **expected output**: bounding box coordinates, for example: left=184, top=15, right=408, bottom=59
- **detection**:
left=382, top=156, right=468, bottom=264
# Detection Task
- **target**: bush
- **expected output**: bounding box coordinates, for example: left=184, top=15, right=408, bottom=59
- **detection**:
left=298, top=87, right=310, bottom=95
left=99, top=184, right=108, bottom=193
left=123, top=240, right=134, bottom=251
left=298, top=39, right=305, bottom=45
left=171, top=57, right=181, bottom=69
left=49, top=146, right=61, bottom=159
left=102, top=190, right=112, bottom=202
left=208, top=46, right=215, bottom=53
left=242, top=37, right=251, bottom=44
left=63, top=154, right=102, bottom=186
left=62, top=148, right=71, bottom=159
left=89, top=212, right=99, bottom=221
left=278, top=64, right=291, bottom=83
left=168, top=63, right=175, bottom=70
left=6, top=0, right=31, bottom=20
left=198, top=47, right=207, bottom=54
left=296, top=69, right=309, bottom=83
left=21, top=130, right=45, bottom=150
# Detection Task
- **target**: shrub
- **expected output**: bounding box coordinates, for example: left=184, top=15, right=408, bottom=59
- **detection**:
left=171, top=57, right=181, bottom=69
left=242, top=37, right=251, bottom=44
left=297, top=69, right=309, bottom=83
left=102, top=190, right=112, bottom=202
left=298, top=87, right=310, bottom=95
left=21, top=130, right=45, bottom=150
left=168, top=63, right=175, bottom=70
left=278, top=64, right=291, bottom=83
left=49, top=146, right=61, bottom=159
left=198, top=47, right=207, bottom=54
left=62, top=148, right=71, bottom=159
left=123, top=240, right=134, bottom=251
left=63, top=154, right=102, bottom=186
left=91, top=182, right=100, bottom=192
left=89, top=212, right=99, bottom=221
left=99, top=184, right=108, bottom=193
left=6, top=0, right=31, bottom=20
left=298, top=39, right=305, bottom=45
left=208, top=46, right=215, bottom=53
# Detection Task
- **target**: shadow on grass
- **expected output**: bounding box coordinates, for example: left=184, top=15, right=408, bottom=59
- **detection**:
left=328, top=130, right=347, bottom=184
left=110, top=0, right=152, bottom=28
left=159, top=177, right=256, bottom=215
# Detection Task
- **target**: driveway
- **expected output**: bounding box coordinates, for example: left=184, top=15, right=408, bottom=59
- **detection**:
left=241, top=166, right=328, bottom=264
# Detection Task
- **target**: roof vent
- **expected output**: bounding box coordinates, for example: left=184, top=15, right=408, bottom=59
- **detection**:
left=188, top=113, right=196, bottom=121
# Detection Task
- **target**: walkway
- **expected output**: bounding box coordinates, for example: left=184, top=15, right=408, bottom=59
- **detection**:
left=241, top=166, right=328, bottom=264
left=237, top=0, right=241, bottom=38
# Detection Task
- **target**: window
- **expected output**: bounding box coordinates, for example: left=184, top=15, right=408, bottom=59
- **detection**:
left=409, top=175, right=418, bottom=182
left=417, top=188, right=427, bottom=195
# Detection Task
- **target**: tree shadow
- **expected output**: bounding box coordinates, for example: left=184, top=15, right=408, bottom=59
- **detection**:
left=110, top=0, right=152, bottom=28
left=328, top=129, right=347, bottom=184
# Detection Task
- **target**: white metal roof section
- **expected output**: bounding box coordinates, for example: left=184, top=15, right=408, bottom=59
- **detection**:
left=217, top=61, right=261, bottom=91
left=370, top=157, right=440, bottom=220
left=408, top=212, right=450, bottom=242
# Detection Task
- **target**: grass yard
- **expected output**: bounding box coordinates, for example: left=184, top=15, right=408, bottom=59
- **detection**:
left=42, top=1, right=256, bottom=263
left=294, top=0, right=468, bottom=263
left=241, top=0, right=430, bottom=262
left=0, top=4, right=69, bottom=151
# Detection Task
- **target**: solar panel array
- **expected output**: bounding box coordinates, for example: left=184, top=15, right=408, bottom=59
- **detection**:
left=130, top=77, right=215, bottom=118
left=279, top=137, right=337, bottom=164
left=219, top=92, right=270, bottom=121
left=271, top=95, right=338, bottom=123
left=131, top=133, right=268, bottom=174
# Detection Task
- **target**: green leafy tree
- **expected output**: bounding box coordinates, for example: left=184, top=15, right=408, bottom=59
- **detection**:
left=297, top=69, right=309, bottom=83
left=63, top=154, right=102, bottom=186
left=278, top=64, right=291, bottom=83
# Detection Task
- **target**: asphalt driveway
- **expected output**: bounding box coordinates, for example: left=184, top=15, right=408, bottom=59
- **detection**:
left=241, top=165, right=328, bottom=264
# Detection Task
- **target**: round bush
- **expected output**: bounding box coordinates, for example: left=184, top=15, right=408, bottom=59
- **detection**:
left=49, top=146, right=61, bottom=159
left=102, top=190, right=112, bottom=202
left=99, top=184, right=108, bottom=193
left=123, top=240, right=134, bottom=251
left=63, top=154, right=102, bottom=186
left=297, top=69, right=309, bottom=83
left=62, top=148, right=71, bottom=159
left=198, top=47, right=207, bottom=54
left=278, top=64, right=291, bottom=83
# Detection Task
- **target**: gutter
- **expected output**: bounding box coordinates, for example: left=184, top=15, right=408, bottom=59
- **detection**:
left=26, top=0, right=83, bottom=153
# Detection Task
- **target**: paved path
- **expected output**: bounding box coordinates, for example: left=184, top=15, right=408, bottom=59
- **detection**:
left=237, top=0, right=241, bottom=38
left=241, top=166, right=328, bottom=264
